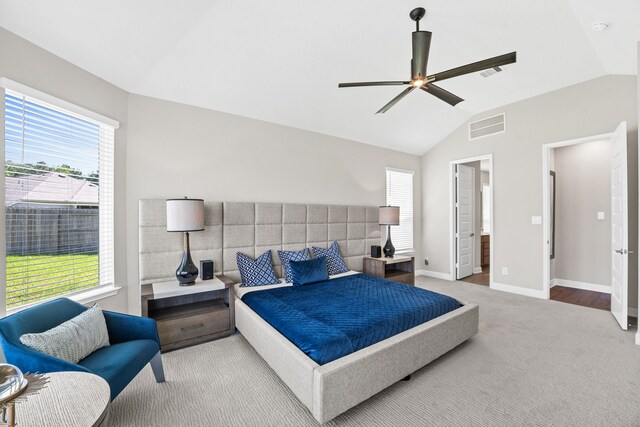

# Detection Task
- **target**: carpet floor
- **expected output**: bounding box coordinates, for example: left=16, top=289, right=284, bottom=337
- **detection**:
left=109, top=277, right=640, bottom=426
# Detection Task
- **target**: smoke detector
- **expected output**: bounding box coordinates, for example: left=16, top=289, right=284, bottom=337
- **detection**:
left=591, top=22, right=610, bottom=31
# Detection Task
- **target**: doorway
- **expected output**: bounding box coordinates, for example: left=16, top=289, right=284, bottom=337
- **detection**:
left=542, top=122, right=630, bottom=329
left=450, top=155, right=493, bottom=287
left=547, top=139, right=612, bottom=312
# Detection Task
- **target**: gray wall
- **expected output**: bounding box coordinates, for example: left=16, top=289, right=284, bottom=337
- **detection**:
left=421, top=75, right=638, bottom=305
left=0, top=27, right=129, bottom=313
left=0, top=28, right=422, bottom=315
left=553, top=140, right=611, bottom=287
left=125, top=94, right=422, bottom=314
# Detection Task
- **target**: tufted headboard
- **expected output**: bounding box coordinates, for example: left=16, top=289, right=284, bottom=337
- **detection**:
left=138, top=200, right=382, bottom=284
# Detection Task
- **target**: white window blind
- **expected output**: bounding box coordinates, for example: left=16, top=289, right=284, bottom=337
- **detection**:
left=386, top=168, right=414, bottom=252
left=3, top=89, right=114, bottom=309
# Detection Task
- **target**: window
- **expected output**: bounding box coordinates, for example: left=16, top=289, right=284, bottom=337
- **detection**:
left=2, top=82, right=116, bottom=310
left=386, top=168, right=414, bottom=253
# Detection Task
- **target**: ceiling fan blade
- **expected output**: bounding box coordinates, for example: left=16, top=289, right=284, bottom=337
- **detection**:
left=420, top=84, right=464, bottom=106
left=411, top=31, right=432, bottom=80
left=429, top=51, right=517, bottom=83
left=376, top=87, right=415, bottom=114
left=338, top=81, right=409, bottom=88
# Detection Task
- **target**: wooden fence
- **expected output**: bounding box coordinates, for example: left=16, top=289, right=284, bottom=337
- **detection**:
left=5, top=206, right=99, bottom=255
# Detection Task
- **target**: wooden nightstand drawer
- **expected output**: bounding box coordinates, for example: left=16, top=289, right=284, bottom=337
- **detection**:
left=155, top=301, right=230, bottom=345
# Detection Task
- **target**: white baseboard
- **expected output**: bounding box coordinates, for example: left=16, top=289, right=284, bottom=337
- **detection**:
left=636, top=332, right=640, bottom=346
left=491, top=282, right=547, bottom=300
left=416, top=269, right=454, bottom=281
left=473, top=267, right=483, bottom=274
left=550, top=278, right=611, bottom=294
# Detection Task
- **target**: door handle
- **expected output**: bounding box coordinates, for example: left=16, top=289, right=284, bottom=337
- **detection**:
left=470, top=233, right=475, bottom=237
left=614, top=249, right=633, bottom=254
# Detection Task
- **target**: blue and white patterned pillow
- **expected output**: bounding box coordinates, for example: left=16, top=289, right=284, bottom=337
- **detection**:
left=236, top=250, right=280, bottom=287
left=312, top=241, right=349, bottom=275
left=277, top=249, right=310, bottom=283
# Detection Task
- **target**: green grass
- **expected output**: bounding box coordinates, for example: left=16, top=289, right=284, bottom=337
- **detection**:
left=6, top=254, right=99, bottom=308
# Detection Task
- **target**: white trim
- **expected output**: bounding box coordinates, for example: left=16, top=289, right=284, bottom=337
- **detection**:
left=635, top=332, right=640, bottom=346
left=449, top=154, right=494, bottom=288
left=0, top=77, right=120, bottom=129
left=385, top=166, right=415, bottom=175
left=542, top=132, right=613, bottom=300
left=491, top=282, right=547, bottom=299
left=5, top=285, right=121, bottom=316
left=416, top=269, right=454, bottom=281
left=549, top=278, right=612, bottom=294
left=473, top=267, right=483, bottom=274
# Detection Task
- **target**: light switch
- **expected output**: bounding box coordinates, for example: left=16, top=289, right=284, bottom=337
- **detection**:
left=597, top=211, right=605, bottom=220
left=531, top=216, right=542, bottom=225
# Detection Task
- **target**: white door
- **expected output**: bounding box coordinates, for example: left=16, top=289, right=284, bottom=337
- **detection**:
left=456, top=164, right=475, bottom=279
left=611, top=121, right=628, bottom=330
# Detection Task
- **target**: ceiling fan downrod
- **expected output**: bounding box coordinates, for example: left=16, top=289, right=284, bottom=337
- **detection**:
left=410, top=7, right=426, bottom=31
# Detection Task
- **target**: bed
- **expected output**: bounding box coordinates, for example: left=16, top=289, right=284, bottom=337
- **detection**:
left=235, top=272, right=478, bottom=423
left=138, top=200, right=479, bottom=424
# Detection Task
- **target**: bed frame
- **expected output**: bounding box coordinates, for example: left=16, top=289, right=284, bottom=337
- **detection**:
left=236, top=297, right=478, bottom=423
left=138, top=200, right=479, bottom=423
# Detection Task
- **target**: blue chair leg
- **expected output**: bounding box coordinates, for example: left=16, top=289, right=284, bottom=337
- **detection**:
left=150, top=351, right=165, bottom=383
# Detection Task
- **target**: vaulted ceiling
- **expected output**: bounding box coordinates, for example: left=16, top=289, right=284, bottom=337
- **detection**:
left=1, top=0, right=638, bottom=154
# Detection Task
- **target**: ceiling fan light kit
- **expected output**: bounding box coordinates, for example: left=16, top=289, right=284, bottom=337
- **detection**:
left=338, top=7, right=517, bottom=114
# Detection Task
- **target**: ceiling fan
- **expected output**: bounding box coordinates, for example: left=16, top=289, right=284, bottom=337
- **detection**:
left=338, top=7, right=517, bottom=114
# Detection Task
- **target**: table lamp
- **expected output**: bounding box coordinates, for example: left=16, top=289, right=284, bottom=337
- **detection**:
left=379, top=205, right=400, bottom=257
left=167, top=197, right=205, bottom=285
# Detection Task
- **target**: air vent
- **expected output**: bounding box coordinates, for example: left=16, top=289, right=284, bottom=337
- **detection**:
left=480, top=66, right=502, bottom=78
left=469, top=113, right=506, bottom=140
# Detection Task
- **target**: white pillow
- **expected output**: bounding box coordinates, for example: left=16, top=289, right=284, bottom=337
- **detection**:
left=20, top=304, right=110, bottom=363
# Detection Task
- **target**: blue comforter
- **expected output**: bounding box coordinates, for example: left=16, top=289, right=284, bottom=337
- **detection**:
left=241, top=274, right=461, bottom=364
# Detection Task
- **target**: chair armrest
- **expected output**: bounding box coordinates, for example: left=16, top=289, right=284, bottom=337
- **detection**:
left=103, top=310, right=160, bottom=346
left=0, top=339, right=89, bottom=375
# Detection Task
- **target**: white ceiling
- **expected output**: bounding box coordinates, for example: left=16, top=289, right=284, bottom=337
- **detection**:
left=1, top=0, right=638, bottom=155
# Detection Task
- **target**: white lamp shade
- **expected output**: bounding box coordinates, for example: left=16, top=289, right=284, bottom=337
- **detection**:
left=166, top=198, right=205, bottom=232
left=379, top=206, right=400, bottom=226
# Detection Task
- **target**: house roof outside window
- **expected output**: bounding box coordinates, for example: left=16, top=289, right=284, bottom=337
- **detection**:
left=5, top=172, right=98, bottom=207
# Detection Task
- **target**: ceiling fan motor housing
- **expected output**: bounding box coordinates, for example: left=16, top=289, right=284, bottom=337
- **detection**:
left=411, top=31, right=432, bottom=81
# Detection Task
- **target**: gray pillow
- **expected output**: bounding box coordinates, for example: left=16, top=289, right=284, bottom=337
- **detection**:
left=20, top=304, right=110, bottom=363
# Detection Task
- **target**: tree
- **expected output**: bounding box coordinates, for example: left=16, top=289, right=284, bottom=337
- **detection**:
left=4, top=160, right=98, bottom=185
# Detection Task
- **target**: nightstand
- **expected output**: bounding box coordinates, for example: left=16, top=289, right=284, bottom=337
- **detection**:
left=363, top=255, right=415, bottom=285
left=141, top=275, right=235, bottom=352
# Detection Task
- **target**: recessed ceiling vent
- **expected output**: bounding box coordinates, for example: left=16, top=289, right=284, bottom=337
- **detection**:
left=480, top=66, right=502, bottom=78
left=469, top=113, right=506, bottom=140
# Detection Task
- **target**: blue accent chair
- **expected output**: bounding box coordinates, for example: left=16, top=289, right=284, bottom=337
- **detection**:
left=0, top=298, right=165, bottom=401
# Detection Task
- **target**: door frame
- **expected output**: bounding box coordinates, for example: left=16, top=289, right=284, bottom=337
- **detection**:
left=541, top=132, right=614, bottom=299
left=450, top=154, right=494, bottom=286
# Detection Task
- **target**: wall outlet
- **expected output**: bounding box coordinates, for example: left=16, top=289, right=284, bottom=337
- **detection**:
left=531, top=216, right=542, bottom=225
left=502, top=267, right=509, bottom=275
left=424, top=258, right=429, bottom=266
left=597, top=211, right=605, bottom=220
